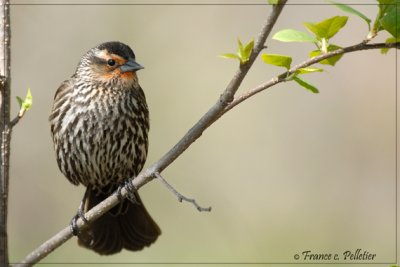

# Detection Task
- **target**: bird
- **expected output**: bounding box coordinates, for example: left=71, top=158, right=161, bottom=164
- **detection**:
left=49, top=41, right=161, bottom=255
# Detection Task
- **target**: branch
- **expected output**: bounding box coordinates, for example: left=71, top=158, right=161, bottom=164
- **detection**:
left=154, top=172, right=211, bottom=212
left=0, top=0, right=11, bottom=266
left=221, top=41, right=399, bottom=115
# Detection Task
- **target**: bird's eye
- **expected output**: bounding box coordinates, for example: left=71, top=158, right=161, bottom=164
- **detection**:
left=107, top=59, right=116, bottom=66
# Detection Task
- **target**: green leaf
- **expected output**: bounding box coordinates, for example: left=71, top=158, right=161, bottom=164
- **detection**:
left=297, top=67, right=324, bottom=74
left=238, top=39, right=244, bottom=52
left=268, top=0, right=279, bottom=4
left=380, top=5, right=400, bottom=38
left=304, top=16, right=348, bottom=39
left=272, top=29, right=317, bottom=42
left=373, top=0, right=400, bottom=35
left=310, top=44, right=343, bottom=66
left=303, top=22, right=324, bottom=39
left=220, top=53, right=241, bottom=60
left=329, top=1, right=371, bottom=29
left=261, top=53, right=292, bottom=70
left=16, top=88, right=33, bottom=111
left=240, top=39, right=254, bottom=63
left=23, top=88, right=32, bottom=110
left=293, top=76, right=319, bottom=94
left=381, top=37, right=397, bottom=54
left=220, top=38, right=254, bottom=64
left=16, top=96, right=23, bottom=107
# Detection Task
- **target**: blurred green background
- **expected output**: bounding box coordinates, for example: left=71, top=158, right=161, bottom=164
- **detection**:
left=7, top=0, right=397, bottom=266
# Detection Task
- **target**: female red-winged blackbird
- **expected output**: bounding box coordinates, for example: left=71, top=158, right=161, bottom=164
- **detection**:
left=49, top=41, right=161, bottom=255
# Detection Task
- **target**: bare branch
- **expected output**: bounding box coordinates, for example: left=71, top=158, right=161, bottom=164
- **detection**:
left=154, top=172, right=211, bottom=212
left=0, top=0, right=11, bottom=266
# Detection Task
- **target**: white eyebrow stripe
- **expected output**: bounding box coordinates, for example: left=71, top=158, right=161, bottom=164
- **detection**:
left=95, top=50, right=126, bottom=63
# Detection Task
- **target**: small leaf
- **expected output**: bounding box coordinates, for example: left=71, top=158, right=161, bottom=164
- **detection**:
left=232, top=38, right=255, bottom=64
left=304, top=16, right=348, bottom=39
left=220, top=38, right=254, bottom=64
left=261, top=53, right=292, bottom=70
left=23, top=88, right=33, bottom=110
left=273, top=29, right=317, bottom=42
left=16, top=96, right=23, bottom=107
left=381, top=37, right=397, bottom=54
left=297, top=67, right=324, bottom=74
left=243, top=39, right=254, bottom=60
left=310, top=44, right=343, bottom=66
left=237, top=38, right=254, bottom=64
left=293, top=76, right=319, bottom=94
left=238, top=39, right=244, bottom=52
left=268, top=0, right=279, bottom=4
left=20, top=89, right=32, bottom=110
left=16, top=88, right=33, bottom=117
left=220, top=53, right=241, bottom=60
left=325, top=16, right=349, bottom=38
left=329, top=1, right=371, bottom=29
left=303, top=22, right=325, bottom=39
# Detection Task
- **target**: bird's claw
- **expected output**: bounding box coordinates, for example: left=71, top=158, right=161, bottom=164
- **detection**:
left=116, top=179, right=141, bottom=205
left=70, top=206, right=89, bottom=236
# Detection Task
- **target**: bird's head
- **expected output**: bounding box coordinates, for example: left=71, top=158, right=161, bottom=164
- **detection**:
left=77, top=41, right=143, bottom=86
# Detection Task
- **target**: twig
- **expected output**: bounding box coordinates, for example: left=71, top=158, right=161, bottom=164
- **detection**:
left=9, top=108, right=26, bottom=128
left=154, top=172, right=211, bottom=212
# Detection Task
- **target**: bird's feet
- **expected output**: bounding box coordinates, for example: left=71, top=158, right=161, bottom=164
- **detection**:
left=70, top=201, right=89, bottom=236
left=116, top=179, right=141, bottom=205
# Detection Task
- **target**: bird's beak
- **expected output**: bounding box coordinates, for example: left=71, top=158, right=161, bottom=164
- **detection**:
left=120, top=58, right=144, bottom=73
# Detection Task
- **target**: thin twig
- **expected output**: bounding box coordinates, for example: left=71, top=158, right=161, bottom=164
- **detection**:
left=9, top=116, right=19, bottom=128
left=9, top=108, right=26, bottom=128
left=154, top=172, right=211, bottom=212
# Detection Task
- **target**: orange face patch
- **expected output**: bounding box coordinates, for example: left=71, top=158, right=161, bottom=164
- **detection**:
left=94, top=50, right=137, bottom=83
left=98, top=68, right=136, bottom=83
left=119, top=70, right=136, bottom=80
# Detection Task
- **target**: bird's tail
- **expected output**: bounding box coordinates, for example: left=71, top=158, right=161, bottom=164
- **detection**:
left=77, top=186, right=161, bottom=255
